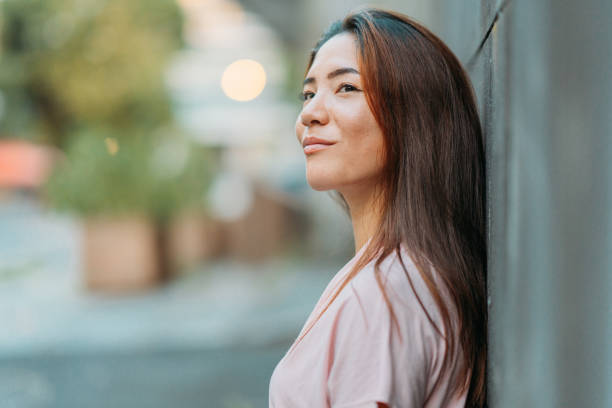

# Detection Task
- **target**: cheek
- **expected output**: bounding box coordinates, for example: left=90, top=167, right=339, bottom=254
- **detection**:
left=338, top=103, right=378, bottom=136
left=341, top=111, right=385, bottom=163
left=351, top=137, right=385, bottom=176
left=344, top=130, right=386, bottom=181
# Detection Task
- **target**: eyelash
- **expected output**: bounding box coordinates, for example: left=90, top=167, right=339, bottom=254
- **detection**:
left=299, top=83, right=359, bottom=101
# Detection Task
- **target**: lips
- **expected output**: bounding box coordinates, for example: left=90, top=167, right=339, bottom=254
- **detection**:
left=302, top=136, right=336, bottom=154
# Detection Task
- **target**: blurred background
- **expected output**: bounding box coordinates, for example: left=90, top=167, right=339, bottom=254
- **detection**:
left=0, top=0, right=610, bottom=407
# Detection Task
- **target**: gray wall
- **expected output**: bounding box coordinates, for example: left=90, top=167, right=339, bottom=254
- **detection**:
left=432, top=0, right=611, bottom=406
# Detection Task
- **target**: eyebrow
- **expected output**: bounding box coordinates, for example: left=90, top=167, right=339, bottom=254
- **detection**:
left=302, top=67, right=360, bottom=86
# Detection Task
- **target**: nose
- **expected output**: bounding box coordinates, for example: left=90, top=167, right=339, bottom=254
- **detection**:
left=299, top=92, right=329, bottom=128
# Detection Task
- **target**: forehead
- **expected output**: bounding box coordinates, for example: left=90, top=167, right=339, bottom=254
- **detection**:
left=307, top=32, right=359, bottom=75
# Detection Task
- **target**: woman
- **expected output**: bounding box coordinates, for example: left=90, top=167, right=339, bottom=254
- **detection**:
left=269, top=7, right=487, bottom=408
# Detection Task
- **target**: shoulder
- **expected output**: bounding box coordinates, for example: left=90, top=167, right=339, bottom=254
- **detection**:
left=328, top=246, right=450, bottom=368
left=325, top=247, right=448, bottom=407
left=326, top=246, right=467, bottom=407
left=345, top=246, right=445, bottom=333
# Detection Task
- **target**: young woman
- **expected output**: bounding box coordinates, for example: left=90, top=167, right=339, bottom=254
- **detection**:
left=269, top=7, right=487, bottom=408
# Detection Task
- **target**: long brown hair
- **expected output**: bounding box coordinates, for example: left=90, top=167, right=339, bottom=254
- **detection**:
left=295, top=7, right=487, bottom=407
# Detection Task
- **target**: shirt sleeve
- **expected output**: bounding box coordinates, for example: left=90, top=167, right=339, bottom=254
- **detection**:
left=326, top=281, right=429, bottom=408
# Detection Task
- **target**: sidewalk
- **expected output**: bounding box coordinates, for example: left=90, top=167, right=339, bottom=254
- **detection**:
left=0, top=194, right=343, bottom=407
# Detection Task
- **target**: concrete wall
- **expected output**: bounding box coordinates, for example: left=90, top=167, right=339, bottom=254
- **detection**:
left=431, top=0, right=611, bottom=406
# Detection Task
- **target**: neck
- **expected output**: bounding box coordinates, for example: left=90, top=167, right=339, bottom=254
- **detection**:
left=340, top=182, right=383, bottom=255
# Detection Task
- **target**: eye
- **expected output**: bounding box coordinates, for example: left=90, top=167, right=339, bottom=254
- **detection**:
left=338, top=83, right=359, bottom=93
left=299, top=90, right=315, bottom=102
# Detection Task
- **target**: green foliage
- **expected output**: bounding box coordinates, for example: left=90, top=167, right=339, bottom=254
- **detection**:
left=0, top=0, right=184, bottom=146
left=1, top=0, right=219, bottom=218
left=45, top=126, right=217, bottom=220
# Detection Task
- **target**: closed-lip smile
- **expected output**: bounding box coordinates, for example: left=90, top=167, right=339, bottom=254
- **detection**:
left=302, top=136, right=336, bottom=154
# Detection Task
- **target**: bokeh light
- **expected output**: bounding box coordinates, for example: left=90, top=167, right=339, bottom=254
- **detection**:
left=220, top=59, right=266, bottom=102
left=104, top=137, right=119, bottom=155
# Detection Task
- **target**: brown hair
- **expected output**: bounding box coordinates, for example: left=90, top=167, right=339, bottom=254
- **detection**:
left=295, top=7, right=487, bottom=407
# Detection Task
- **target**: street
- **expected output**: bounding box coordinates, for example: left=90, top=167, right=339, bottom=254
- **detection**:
left=0, top=194, right=340, bottom=407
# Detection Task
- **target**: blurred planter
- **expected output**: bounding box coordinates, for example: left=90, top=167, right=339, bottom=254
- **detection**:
left=224, top=185, right=306, bottom=261
left=44, top=128, right=217, bottom=291
left=166, top=210, right=225, bottom=277
left=84, top=215, right=160, bottom=291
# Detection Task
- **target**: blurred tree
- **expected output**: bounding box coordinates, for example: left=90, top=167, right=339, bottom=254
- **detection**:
left=44, top=125, right=216, bottom=220
left=0, top=0, right=183, bottom=148
left=0, top=0, right=220, bottom=284
left=0, top=0, right=219, bottom=220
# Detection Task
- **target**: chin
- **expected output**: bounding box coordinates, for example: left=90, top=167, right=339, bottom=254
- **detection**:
left=306, top=178, right=335, bottom=191
left=305, top=171, right=338, bottom=191
left=305, top=162, right=337, bottom=191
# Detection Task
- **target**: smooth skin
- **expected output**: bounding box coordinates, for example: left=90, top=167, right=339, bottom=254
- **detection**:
left=296, top=32, right=386, bottom=256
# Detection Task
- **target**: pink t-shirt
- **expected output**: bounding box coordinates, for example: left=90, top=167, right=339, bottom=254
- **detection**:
left=268, top=242, right=468, bottom=407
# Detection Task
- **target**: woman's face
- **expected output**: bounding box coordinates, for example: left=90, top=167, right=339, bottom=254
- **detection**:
left=296, top=32, right=385, bottom=194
